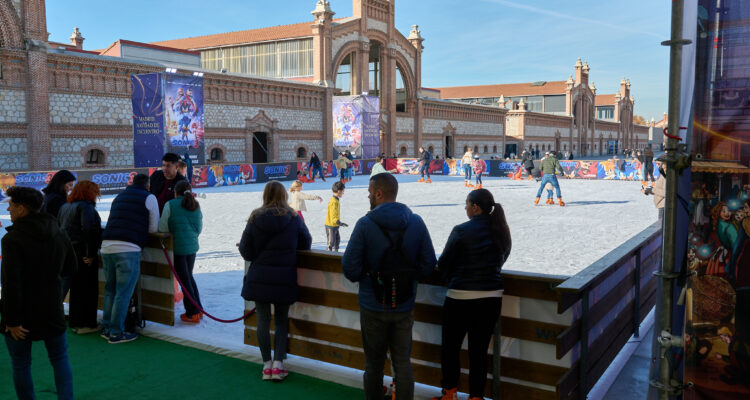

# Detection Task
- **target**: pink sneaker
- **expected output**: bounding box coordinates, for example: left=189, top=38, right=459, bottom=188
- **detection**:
left=272, top=367, right=288, bottom=381
left=262, top=368, right=272, bottom=380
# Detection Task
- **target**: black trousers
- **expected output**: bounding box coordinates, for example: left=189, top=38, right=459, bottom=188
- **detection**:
left=174, top=254, right=202, bottom=317
left=68, top=250, right=100, bottom=329
left=440, top=296, right=502, bottom=398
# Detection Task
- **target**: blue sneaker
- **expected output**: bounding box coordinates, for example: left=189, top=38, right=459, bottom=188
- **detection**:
left=99, top=330, right=110, bottom=340
left=108, top=332, right=138, bottom=344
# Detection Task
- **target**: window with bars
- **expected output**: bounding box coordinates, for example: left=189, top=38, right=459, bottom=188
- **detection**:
left=86, top=149, right=104, bottom=165
left=210, top=147, right=224, bottom=161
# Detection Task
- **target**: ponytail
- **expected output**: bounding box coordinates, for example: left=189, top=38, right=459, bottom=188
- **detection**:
left=467, top=189, right=512, bottom=260
left=175, top=180, right=199, bottom=212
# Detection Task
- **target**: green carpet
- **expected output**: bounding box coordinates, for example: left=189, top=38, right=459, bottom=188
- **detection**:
left=0, top=330, right=363, bottom=399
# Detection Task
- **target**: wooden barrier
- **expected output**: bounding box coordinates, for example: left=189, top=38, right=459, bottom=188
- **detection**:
left=241, top=222, right=661, bottom=399
left=97, top=233, right=176, bottom=326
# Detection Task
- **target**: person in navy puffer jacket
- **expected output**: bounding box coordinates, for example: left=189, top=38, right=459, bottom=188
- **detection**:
left=342, top=173, right=436, bottom=400
left=433, top=188, right=511, bottom=400
left=239, top=180, right=312, bottom=382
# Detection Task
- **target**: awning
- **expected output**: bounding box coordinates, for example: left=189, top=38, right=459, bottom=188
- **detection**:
left=692, top=160, right=750, bottom=173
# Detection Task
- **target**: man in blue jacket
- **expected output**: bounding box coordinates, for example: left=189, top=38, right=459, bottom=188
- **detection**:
left=342, top=173, right=436, bottom=400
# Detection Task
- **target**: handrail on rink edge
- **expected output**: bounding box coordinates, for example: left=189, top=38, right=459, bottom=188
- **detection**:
left=239, top=222, right=662, bottom=400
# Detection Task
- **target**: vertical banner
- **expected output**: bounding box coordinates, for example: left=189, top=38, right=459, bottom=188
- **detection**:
left=361, top=95, right=381, bottom=159
left=164, top=74, right=205, bottom=165
left=332, top=95, right=380, bottom=158
left=131, top=73, right=165, bottom=167
left=683, top=1, right=750, bottom=398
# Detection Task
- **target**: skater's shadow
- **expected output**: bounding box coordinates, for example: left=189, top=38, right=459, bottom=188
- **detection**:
left=411, top=203, right=461, bottom=208
left=564, top=200, right=630, bottom=206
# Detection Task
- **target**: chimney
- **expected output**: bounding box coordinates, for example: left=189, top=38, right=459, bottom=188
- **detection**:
left=69, top=27, right=84, bottom=50
left=574, top=58, right=583, bottom=84
left=581, top=61, right=589, bottom=85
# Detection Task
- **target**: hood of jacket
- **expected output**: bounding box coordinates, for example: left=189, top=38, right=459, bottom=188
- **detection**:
left=7, top=212, right=60, bottom=241
left=251, top=209, right=295, bottom=234
left=366, top=202, right=412, bottom=231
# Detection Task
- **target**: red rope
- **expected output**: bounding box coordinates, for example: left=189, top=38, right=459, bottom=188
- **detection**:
left=663, top=126, right=687, bottom=141
left=160, top=240, right=255, bottom=323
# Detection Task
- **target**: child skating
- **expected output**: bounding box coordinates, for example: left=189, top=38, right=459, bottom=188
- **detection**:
left=471, top=154, right=485, bottom=189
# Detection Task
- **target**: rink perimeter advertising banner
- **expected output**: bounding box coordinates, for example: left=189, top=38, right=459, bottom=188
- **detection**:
left=332, top=95, right=380, bottom=159
left=131, top=73, right=205, bottom=167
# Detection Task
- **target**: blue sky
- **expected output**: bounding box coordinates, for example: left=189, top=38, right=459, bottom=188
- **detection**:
left=46, top=0, right=671, bottom=120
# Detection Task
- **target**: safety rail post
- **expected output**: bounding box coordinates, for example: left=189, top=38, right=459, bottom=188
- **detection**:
left=492, top=315, right=502, bottom=400
left=633, top=248, right=642, bottom=338
left=578, top=289, right=590, bottom=399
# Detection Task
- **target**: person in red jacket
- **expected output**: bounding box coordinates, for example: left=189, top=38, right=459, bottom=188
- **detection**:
left=471, top=155, right=485, bottom=189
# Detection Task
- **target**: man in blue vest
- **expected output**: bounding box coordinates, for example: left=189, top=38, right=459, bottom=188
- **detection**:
left=100, top=174, right=159, bottom=343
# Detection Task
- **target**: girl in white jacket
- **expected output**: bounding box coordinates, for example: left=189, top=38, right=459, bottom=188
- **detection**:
left=288, top=180, right=322, bottom=223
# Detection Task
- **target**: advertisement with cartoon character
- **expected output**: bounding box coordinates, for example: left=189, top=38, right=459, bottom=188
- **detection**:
left=332, top=95, right=380, bottom=159
left=164, top=74, right=205, bottom=165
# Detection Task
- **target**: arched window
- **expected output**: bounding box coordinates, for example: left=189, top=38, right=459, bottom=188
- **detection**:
left=86, top=149, right=104, bottom=165
left=573, top=144, right=577, bottom=151
left=483, top=145, right=488, bottom=153
left=493, top=145, right=497, bottom=153
left=464, top=145, right=469, bottom=152
left=474, top=145, right=478, bottom=153
left=535, top=144, right=539, bottom=150
left=210, top=147, right=224, bottom=162
left=395, top=64, right=407, bottom=113
left=564, top=144, right=567, bottom=151
left=542, top=144, right=546, bottom=151
left=335, top=53, right=354, bottom=96
left=399, top=146, right=407, bottom=156
left=428, top=145, right=434, bottom=154
left=296, top=147, right=307, bottom=158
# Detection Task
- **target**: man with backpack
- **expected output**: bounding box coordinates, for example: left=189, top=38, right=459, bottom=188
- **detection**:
left=342, top=173, right=437, bottom=400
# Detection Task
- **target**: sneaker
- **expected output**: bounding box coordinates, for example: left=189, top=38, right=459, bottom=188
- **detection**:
left=180, top=313, right=201, bottom=323
left=431, top=387, right=458, bottom=400
left=74, top=326, right=102, bottom=335
left=100, top=329, right=110, bottom=339
left=262, top=368, right=273, bottom=380
left=271, top=367, right=288, bottom=381
left=108, top=332, right=138, bottom=344
left=534, top=197, right=540, bottom=205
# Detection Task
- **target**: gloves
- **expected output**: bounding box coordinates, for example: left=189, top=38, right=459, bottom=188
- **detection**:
left=339, top=222, right=349, bottom=227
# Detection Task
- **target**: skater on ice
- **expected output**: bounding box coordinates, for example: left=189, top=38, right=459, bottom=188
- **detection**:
left=535, top=151, right=565, bottom=206
left=288, top=180, right=323, bottom=223
left=325, top=181, right=347, bottom=252
left=418, top=146, right=433, bottom=183
left=472, top=154, right=484, bottom=189
left=461, top=148, right=474, bottom=187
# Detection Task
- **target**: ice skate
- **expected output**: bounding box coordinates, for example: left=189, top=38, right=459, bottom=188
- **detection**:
left=475, top=184, right=482, bottom=189
left=426, top=178, right=432, bottom=183
left=431, top=387, right=458, bottom=400
left=418, top=178, right=424, bottom=182
left=534, top=197, right=540, bottom=205
left=558, top=198, right=565, bottom=207
left=546, top=198, right=553, bottom=204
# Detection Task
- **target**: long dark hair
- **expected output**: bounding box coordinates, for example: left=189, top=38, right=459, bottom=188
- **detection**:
left=175, top=181, right=199, bottom=212
left=42, top=170, right=76, bottom=195
left=467, top=189, right=512, bottom=259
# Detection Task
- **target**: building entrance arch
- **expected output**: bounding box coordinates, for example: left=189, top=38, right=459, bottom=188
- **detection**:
left=245, top=110, right=278, bottom=163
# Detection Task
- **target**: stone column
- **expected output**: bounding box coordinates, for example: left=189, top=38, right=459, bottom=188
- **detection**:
left=25, top=43, right=51, bottom=170
left=359, top=41, right=370, bottom=96
left=323, top=87, right=334, bottom=160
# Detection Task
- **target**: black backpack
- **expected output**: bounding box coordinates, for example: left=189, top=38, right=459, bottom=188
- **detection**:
left=367, top=220, right=418, bottom=308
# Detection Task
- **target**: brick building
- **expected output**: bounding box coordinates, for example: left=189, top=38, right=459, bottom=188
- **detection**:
left=1, top=0, right=642, bottom=171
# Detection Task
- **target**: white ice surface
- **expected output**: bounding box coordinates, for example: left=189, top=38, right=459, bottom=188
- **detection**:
left=0, top=174, right=658, bottom=398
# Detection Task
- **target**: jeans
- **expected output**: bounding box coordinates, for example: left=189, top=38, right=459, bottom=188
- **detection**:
left=440, top=297, right=502, bottom=398
left=340, top=167, right=347, bottom=180
left=536, top=174, right=561, bottom=198
left=360, top=308, right=414, bottom=400
left=4, top=332, right=73, bottom=400
left=174, top=254, right=202, bottom=317
left=101, top=252, right=141, bottom=336
left=255, top=302, right=290, bottom=362
left=311, top=165, right=324, bottom=180
left=475, top=172, right=482, bottom=185
left=420, top=163, right=430, bottom=179
left=463, top=164, right=472, bottom=180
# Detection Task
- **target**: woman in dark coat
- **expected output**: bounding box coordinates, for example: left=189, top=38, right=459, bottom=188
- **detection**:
left=433, top=188, right=512, bottom=400
left=57, top=180, right=102, bottom=333
left=309, top=152, right=326, bottom=182
left=522, top=151, right=535, bottom=180
left=239, top=181, right=312, bottom=381
left=42, top=170, right=76, bottom=218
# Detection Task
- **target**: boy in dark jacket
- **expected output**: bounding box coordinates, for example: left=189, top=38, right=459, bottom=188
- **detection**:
left=342, top=173, right=436, bottom=400
left=1, top=186, right=76, bottom=400
left=149, top=152, right=187, bottom=212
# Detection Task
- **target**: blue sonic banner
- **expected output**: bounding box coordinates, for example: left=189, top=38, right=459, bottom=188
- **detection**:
left=164, top=74, right=205, bottom=165
left=131, top=73, right=165, bottom=167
